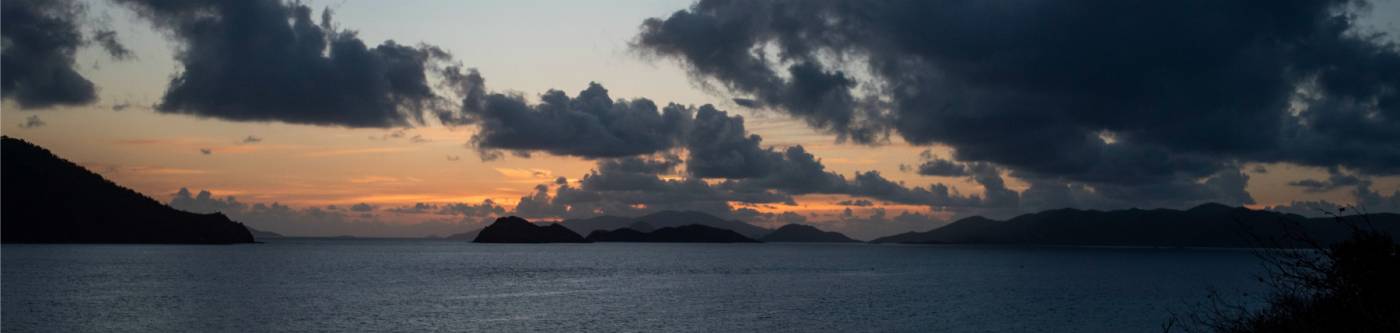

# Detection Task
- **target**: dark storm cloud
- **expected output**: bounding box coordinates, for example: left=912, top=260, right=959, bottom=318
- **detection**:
left=636, top=0, right=1400, bottom=188
left=1, top=0, right=100, bottom=108
left=442, top=69, right=693, bottom=159
left=683, top=108, right=1013, bottom=211
left=454, top=70, right=1260, bottom=220
left=510, top=143, right=1027, bottom=220
left=512, top=155, right=795, bottom=219
left=683, top=105, right=775, bottom=178
left=634, top=8, right=885, bottom=143
left=1288, top=166, right=1364, bottom=192
left=114, top=0, right=451, bottom=127
left=460, top=79, right=1082, bottom=218
left=1270, top=181, right=1400, bottom=217
left=912, top=150, right=967, bottom=177
left=837, top=199, right=874, bottom=207
left=731, top=98, right=760, bottom=108
left=596, top=153, right=683, bottom=175
left=91, top=29, right=133, bottom=60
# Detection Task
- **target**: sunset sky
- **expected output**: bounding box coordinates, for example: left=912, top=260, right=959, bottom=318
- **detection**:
left=4, top=0, right=1399, bottom=239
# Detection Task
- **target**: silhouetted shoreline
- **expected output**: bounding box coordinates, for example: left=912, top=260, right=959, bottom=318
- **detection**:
left=1, top=137, right=254, bottom=244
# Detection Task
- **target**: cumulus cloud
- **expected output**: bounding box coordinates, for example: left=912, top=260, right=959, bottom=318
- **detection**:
left=826, top=208, right=947, bottom=241
left=170, top=188, right=246, bottom=214
left=683, top=105, right=778, bottom=178
left=1270, top=181, right=1400, bottom=216
left=17, top=115, right=46, bottom=129
left=349, top=203, right=375, bottom=212
left=442, top=69, right=693, bottom=159
left=694, top=118, right=1021, bottom=214
left=91, top=29, right=133, bottom=60
left=114, top=0, right=452, bottom=127
left=170, top=188, right=500, bottom=237
left=635, top=0, right=1399, bottom=205
left=437, top=200, right=507, bottom=217
left=512, top=155, right=790, bottom=219
left=1, top=0, right=112, bottom=108
left=912, top=150, right=967, bottom=177
left=460, top=75, right=1252, bottom=223
left=385, top=200, right=507, bottom=218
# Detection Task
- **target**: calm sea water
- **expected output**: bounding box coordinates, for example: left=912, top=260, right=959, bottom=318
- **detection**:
left=2, top=239, right=1267, bottom=332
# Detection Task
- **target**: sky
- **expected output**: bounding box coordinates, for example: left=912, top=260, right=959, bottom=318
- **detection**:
left=3, top=0, right=1399, bottom=239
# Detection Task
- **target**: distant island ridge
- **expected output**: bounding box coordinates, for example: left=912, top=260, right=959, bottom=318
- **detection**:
left=6, top=135, right=1393, bottom=248
left=560, top=211, right=770, bottom=239
left=473, top=216, right=590, bottom=243
left=586, top=224, right=760, bottom=243
left=461, top=206, right=1397, bottom=247
left=247, top=227, right=284, bottom=239
left=761, top=224, right=862, bottom=243
left=870, top=203, right=1400, bottom=247
left=0, top=137, right=255, bottom=244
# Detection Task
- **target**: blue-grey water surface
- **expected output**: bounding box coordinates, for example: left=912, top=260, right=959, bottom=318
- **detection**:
left=2, top=239, right=1266, bottom=332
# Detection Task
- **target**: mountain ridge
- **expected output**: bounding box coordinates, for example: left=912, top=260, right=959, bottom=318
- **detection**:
left=561, top=210, right=769, bottom=238
left=760, top=224, right=861, bottom=243
left=1, top=136, right=255, bottom=244
left=473, top=216, right=589, bottom=243
left=870, top=203, right=1400, bottom=247
left=586, top=224, right=760, bottom=243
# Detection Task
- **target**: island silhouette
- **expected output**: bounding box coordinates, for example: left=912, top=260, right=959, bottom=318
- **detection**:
left=1, top=137, right=254, bottom=244
left=872, top=203, right=1400, bottom=247
left=473, top=216, right=590, bottom=243
left=761, top=224, right=862, bottom=243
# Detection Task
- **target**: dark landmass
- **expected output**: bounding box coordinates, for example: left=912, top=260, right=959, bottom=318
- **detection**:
left=647, top=225, right=760, bottom=243
left=626, top=221, right=655, bottom=233
left=560, top=215, right=630, bottom=235
left=1, top=136, right=255, bottom=244
left=563, top=211, right=769, bottom=238
left=760, top=224, right=861, bottom=243
left=443, top=228, right=481, bottom=240
left=1188, top=213, right=1400, bottom=332
left=585, top=228, right=651, bottom=242
left=247, top=227, right=284, bottom=239
left=871, top=203, right=1400, bottom=248
left=586, top=224, right=760, bottom=243
left=473, top=216, right=589, bottom=243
